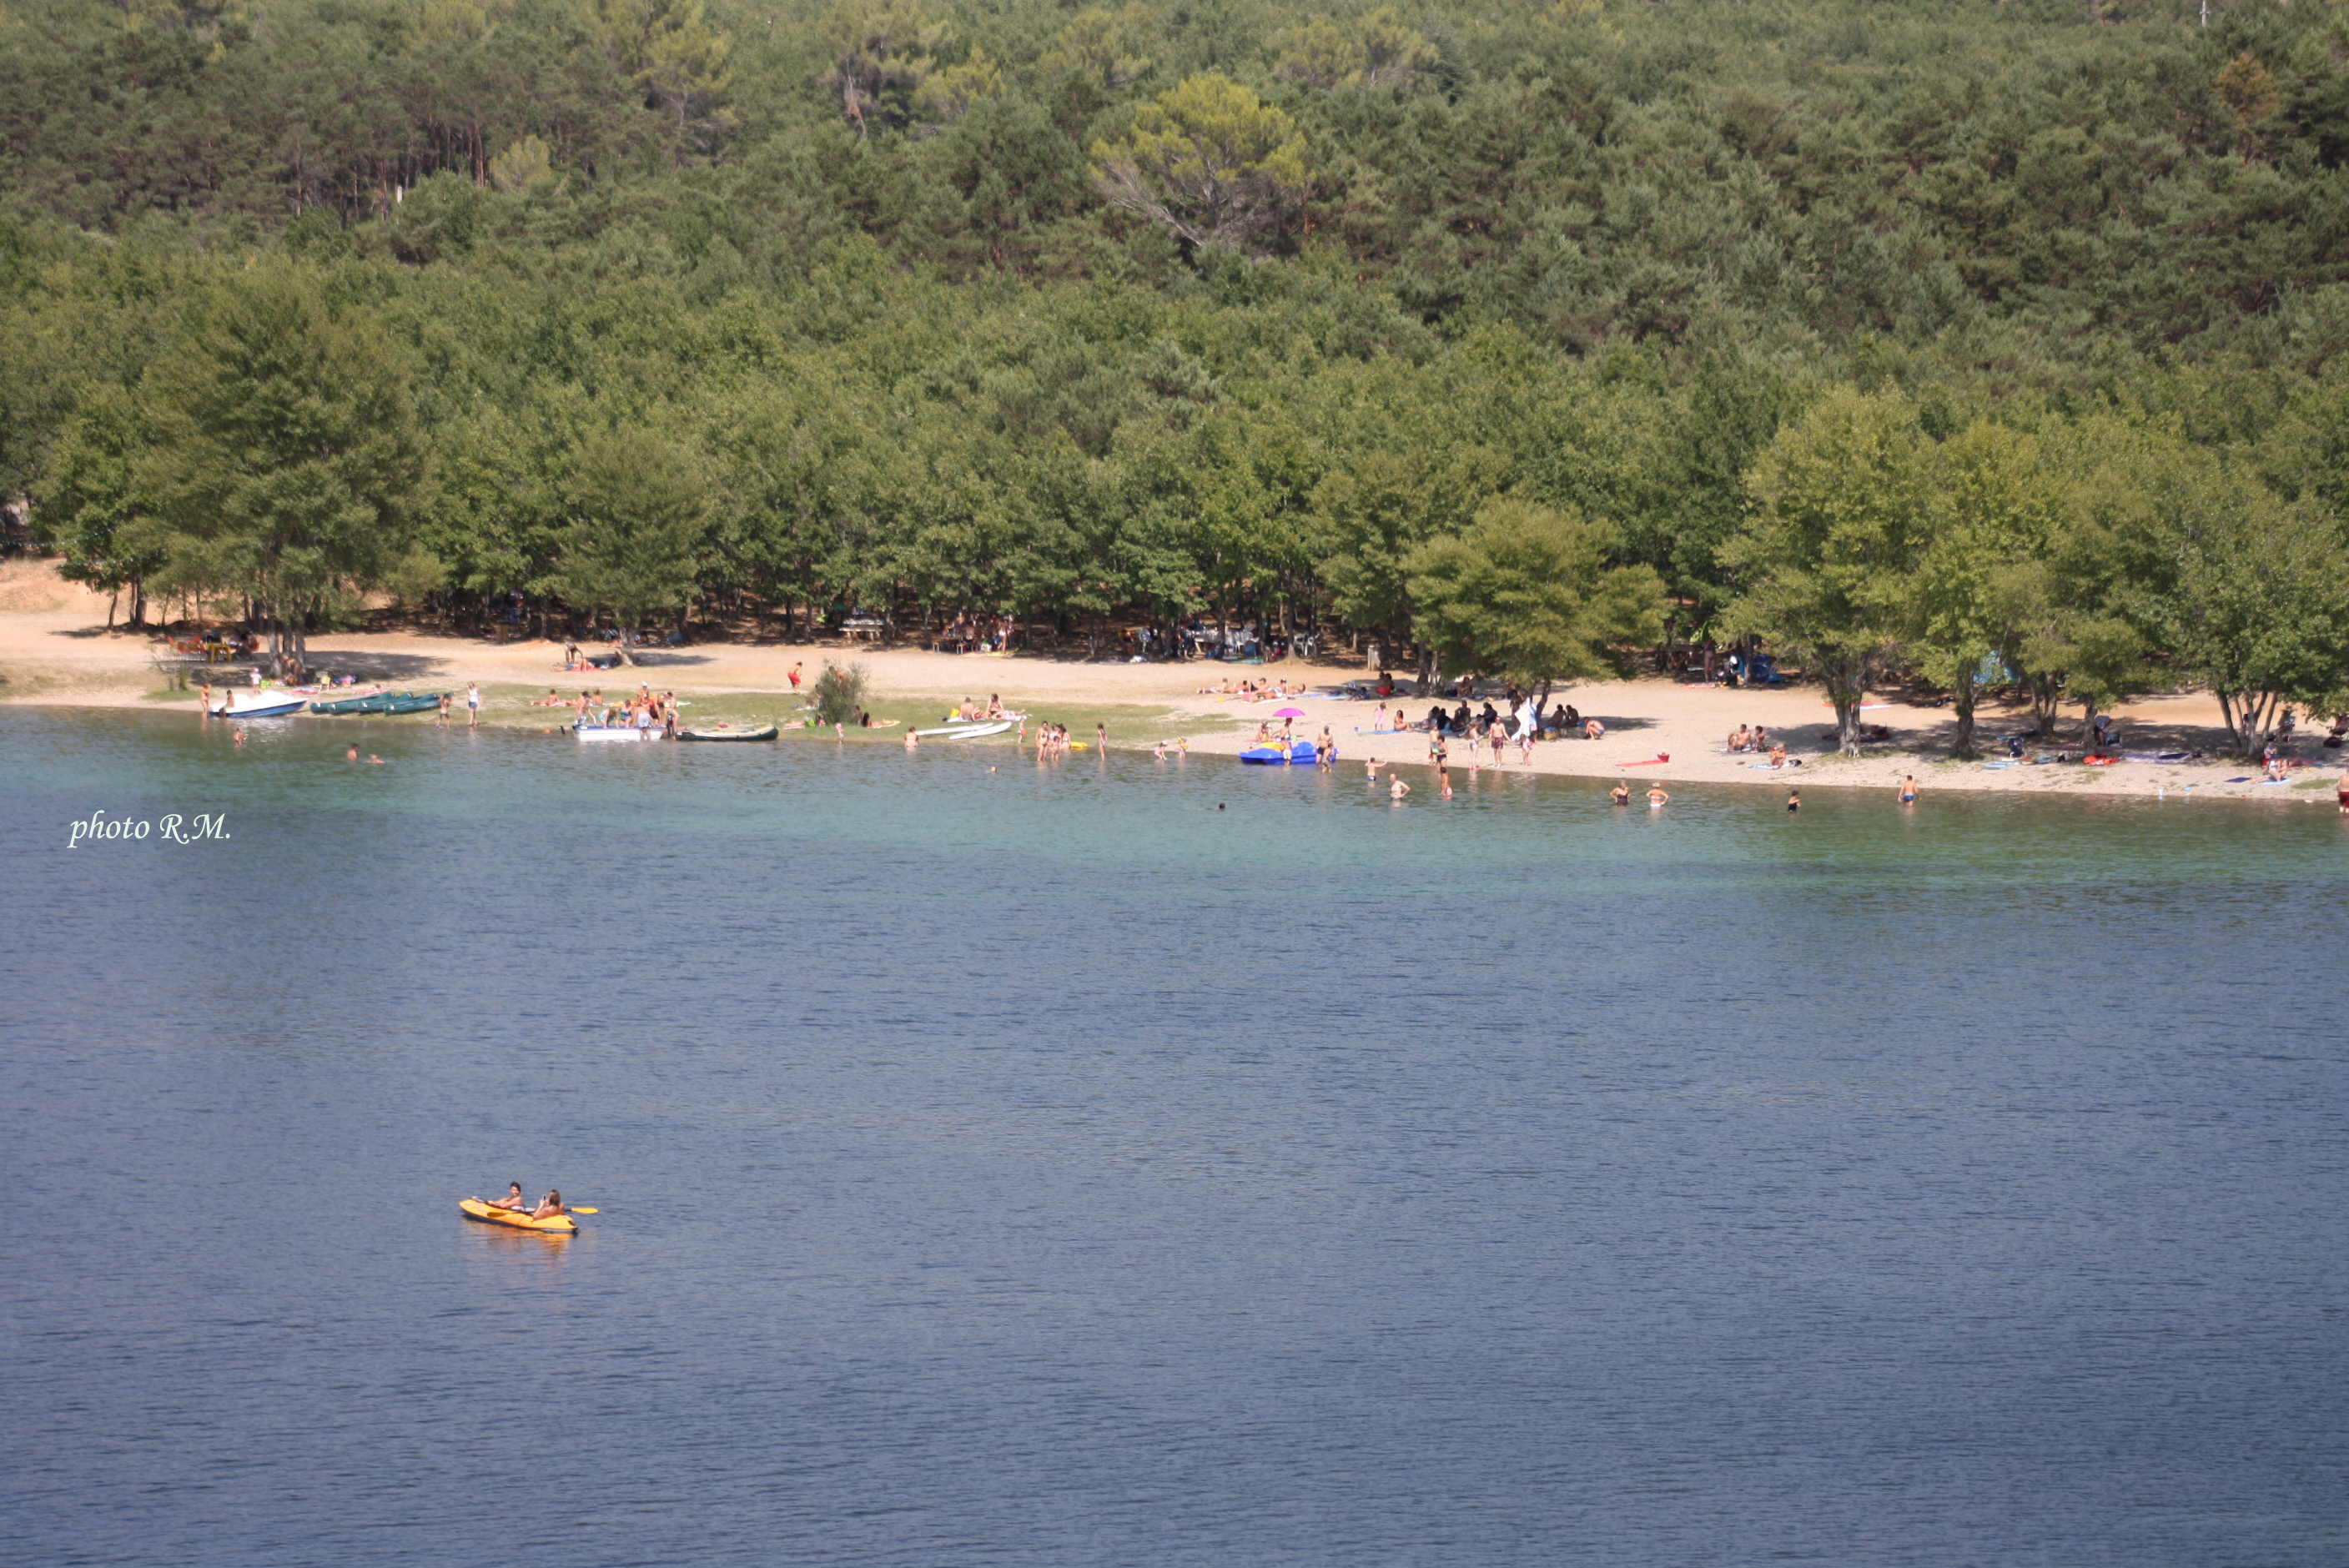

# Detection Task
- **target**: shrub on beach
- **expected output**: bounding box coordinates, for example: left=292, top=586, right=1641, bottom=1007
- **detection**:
left=811, top=661, right=868, bottom=727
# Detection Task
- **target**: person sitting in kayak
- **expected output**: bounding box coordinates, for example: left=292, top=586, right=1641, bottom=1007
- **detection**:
left=487, top=1182, right=526, bottom=1211
left=529, top=1189, right=567, bottom=1220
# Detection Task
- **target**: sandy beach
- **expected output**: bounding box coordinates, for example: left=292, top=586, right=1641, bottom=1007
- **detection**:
left=3, top=560, right=2341, bottom=805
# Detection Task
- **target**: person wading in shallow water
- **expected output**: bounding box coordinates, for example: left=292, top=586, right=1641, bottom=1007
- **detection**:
left=1788, top=788, right=1802, bottom=814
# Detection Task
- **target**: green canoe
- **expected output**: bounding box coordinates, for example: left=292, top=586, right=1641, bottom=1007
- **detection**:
left=311, top=691, right=445, bottom=716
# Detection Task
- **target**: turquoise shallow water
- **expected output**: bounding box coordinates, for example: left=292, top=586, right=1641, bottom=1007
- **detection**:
left=3, top=707, right=2346, bottom=1566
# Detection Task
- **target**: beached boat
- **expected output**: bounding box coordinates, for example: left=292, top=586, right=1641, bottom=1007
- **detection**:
left=1239, top=740, right=1318, bottom=765
left=310, top=691, right=443, bottom=716
left=679, top=724, right=778, bottom=741
left=912, top=720, right=1015, bottom=738
left=459, top=1197, right=576, bottom=1234
left=207, top=691, right=309, bottom=719
left=576, top=724, right=655, bottom=741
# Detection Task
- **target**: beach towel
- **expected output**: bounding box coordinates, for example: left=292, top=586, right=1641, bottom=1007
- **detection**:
left=1617, top=754, right=1671, bottom=767
left=1981, top=760, right=2018, bottom=770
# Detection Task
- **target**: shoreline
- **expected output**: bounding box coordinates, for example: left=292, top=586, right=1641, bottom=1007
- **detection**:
left=3, top=568, right=2342, bottom=807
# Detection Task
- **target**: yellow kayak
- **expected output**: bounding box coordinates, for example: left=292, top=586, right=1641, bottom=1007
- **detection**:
left=460, top=1197, right=577, bottom=1234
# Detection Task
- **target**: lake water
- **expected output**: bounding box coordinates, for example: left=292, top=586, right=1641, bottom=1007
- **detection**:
left=4, top=706, right=2346, bottom=1567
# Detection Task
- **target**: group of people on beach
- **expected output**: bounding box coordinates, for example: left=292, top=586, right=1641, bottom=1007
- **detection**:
left=1728, top=724, right=1791, bottom=767
left=564, top=685, right=677, bottom=735
left=1198, top=676, right=1303, bottom=701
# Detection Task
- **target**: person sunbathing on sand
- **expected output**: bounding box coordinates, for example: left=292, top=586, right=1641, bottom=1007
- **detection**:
left=1770, top=742, right=1788, bottom=767
left=1729, top=724, right=1751, bottom=751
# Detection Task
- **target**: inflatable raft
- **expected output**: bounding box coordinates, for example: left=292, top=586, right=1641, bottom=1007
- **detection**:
left=460, top=1197, right=577, bottom=1234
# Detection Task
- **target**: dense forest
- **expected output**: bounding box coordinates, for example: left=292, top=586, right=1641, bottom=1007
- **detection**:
left=4, top=0, right=2347, bottom=749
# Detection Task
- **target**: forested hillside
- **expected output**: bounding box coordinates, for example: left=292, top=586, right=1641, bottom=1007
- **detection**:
left=5, top=0, right=2347, bottom=747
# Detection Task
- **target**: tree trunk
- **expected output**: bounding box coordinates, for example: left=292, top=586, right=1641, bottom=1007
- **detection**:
left=2029, top=672, right=2062, bottom=736
left=107, top=587, right=118, bottom=630
left=1821, top=656, right=1866, bottom=754
left=1949, top=670, right=1979, bottom=757
left=2216, top=688, right=2274, bottom=758
left=128, top=580, right=145, bottom=627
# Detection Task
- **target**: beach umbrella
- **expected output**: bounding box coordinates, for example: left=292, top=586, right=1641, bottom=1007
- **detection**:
left=1273, top=706, right=1305, bottom=718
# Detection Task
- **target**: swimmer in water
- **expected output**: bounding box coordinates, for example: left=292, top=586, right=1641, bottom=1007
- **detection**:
left=1647, top=787, right=1669, bottom=808
left=1898, top=774, right=1918, bottom=804
left=1610, top=782, right=1631, bottom=806
left=1389, top=776, right=1411, bottom=800
left=367, top=754, right=385, bottom=765
left=1787, top=787, right=1800, bottom=813
left=346, top=745, right=359, bottom=761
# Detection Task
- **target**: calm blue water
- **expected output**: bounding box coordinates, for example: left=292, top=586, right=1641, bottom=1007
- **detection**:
left=4, top=707, right=2346, bottom=1567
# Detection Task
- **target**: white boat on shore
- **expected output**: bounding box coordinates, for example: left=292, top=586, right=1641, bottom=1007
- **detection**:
left=912, top=721, right=1014, bottom=739
left=206, top=691, right=308, bottom=719
left=576, top=724, right=656, bottom=742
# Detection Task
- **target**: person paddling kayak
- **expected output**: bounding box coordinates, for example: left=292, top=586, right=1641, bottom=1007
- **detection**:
left=486, top=1182, right=526, bottom=1211
left=529, top=1189, right=568, bottom=1220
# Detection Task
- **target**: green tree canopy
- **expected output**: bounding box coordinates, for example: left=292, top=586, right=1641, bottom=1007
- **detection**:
left=1724, top=385, right=1933, bottom=753
left=551, top=424, right=710, bottom=657
left=132, top=269, right=432, bottom=669
left=1405, top=498, right=1667, bottom=696
left=1091, top=74, right=1309, bottom=257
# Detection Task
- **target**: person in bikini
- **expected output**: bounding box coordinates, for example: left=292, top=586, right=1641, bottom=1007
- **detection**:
left=1610, top=782, right=1631, bottom=806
